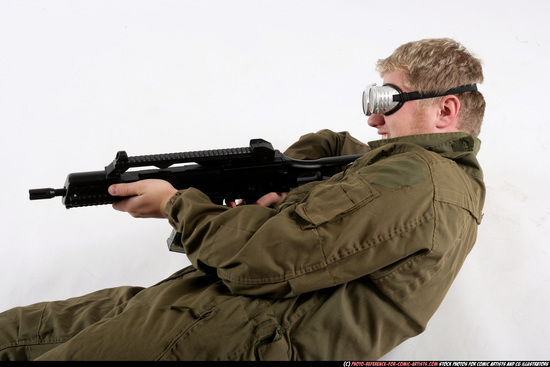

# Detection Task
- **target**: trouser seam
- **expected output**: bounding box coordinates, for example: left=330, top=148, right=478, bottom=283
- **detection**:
left=0, top=336, right=73, bottom=352
left=36, top=303, right=47, bottom=340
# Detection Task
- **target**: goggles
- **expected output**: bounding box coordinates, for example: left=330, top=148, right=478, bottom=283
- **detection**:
left=362, top=83, right=478, bottom=116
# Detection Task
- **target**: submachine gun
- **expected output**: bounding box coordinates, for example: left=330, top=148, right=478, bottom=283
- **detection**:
left=28, top=139, right=362, bottom=252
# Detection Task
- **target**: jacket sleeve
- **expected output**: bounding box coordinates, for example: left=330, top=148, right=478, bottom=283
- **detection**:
left=165, top=144, right=437, bottom=298
left=283, top=129, right=371, bottom=159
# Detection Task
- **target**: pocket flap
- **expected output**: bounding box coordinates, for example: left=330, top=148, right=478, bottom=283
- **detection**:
left=295, top=175, right=378, bottom=227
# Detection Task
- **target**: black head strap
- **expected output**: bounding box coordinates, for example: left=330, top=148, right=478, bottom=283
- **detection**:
left=395, top=84, right=478, bottom=103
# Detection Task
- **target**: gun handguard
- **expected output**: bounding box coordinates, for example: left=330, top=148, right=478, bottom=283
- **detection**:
left=29, top=138, right=362, bottom=251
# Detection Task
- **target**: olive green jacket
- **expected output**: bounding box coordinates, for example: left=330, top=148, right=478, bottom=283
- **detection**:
left=165, top=130, right=485, bottom=360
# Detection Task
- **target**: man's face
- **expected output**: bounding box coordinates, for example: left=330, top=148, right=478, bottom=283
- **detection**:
left=367, top=70, right=436, bottom=139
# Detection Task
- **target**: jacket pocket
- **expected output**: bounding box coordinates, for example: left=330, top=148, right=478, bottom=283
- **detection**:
left=295, top=175, right=378, bottom=227
left=254, top=326, right=291, bottom=361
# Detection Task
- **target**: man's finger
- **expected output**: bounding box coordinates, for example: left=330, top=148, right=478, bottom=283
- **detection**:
left=255, top=192, right=282, bottom=207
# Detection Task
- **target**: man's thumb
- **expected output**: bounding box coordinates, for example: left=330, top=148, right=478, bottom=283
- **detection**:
left=109, top=183, right=134, bottom=197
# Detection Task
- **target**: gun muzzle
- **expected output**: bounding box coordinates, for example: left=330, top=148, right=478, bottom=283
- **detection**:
left=29, top=188, right=67, bottom=200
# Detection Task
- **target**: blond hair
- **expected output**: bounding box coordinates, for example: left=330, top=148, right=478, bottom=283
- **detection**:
left=376, top=38, right=486, bottom=136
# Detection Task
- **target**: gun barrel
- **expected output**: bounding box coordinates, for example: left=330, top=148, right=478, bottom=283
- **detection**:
left=29, top=188, right=67, bottom=200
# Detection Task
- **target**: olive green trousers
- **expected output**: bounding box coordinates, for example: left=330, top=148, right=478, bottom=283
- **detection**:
left=0, top=267, right=280, bottom=361
left=0, top=285, right=144, bottom=360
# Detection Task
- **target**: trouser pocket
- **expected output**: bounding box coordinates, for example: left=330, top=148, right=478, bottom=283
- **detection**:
left=254, top=325, right=291, bottom=361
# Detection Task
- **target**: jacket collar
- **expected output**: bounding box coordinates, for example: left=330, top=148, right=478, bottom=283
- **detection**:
left=368, top=132, right=483, bottom=177
left=368, top=132, right=480, bottom=154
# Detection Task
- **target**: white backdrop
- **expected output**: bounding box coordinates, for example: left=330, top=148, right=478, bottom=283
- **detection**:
left=1, top=0, right=548, bottom=361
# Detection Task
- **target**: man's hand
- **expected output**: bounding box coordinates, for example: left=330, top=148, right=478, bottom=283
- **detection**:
left=226, top=192, right=288, bottom=208
left=108, top=179, right=178, bottom=218
left=254, top=192, right=288, bottom=207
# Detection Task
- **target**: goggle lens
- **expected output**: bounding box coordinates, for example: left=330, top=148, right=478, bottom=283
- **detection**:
left=362, top=83, right=402, bottom=116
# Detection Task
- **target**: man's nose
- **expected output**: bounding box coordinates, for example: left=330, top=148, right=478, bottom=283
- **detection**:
left=367, top=113, right=385, bottom=128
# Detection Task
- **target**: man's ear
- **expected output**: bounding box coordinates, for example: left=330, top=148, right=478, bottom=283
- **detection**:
left=436, top=95, right=460, bottom=129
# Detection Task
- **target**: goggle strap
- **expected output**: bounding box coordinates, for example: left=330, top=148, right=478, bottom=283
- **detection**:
left=395, top=84, right=478, bottom=102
